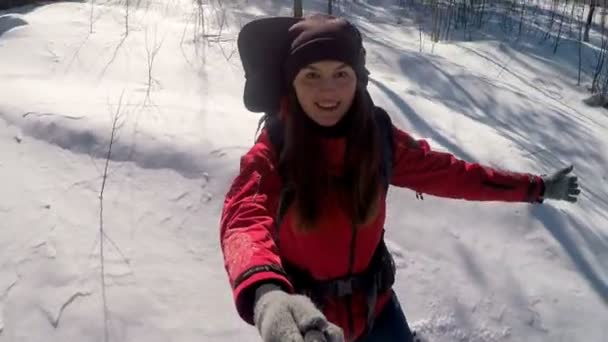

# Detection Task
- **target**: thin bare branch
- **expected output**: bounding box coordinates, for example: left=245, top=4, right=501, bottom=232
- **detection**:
left=99, top=90, right=126, bottom=342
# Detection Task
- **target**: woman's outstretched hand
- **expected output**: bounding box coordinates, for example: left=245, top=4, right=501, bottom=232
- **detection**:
left=253, top=284, right=344, bottom=342
left=541, top=165, right=580, bottom=203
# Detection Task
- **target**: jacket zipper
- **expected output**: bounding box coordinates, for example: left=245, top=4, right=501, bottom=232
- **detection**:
left=345, top=222, right=358, bottom=341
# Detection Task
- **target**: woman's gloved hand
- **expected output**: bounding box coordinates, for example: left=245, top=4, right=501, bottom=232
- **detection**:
left=253, top=283, right=344, bottom=342
left=541, top=165, right=581, bottom=203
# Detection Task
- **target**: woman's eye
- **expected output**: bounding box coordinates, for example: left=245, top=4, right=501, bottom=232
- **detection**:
left=335, top=71, right=349, bottom=78
left=305, top=72, right=320, bottom=80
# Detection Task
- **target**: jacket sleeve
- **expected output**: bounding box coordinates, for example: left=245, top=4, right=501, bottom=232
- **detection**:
left=390, top=125, right=545, bottom=203
left=220, top=134, right=294, bottom=325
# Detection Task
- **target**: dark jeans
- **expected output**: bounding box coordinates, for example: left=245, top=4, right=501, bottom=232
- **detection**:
left=355, top=291, right=414, bottom=342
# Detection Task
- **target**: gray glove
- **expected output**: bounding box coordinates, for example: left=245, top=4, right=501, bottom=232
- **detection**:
left=541, top=165, right=580, bottom=202
left=253, top=284, right=344, bottom=342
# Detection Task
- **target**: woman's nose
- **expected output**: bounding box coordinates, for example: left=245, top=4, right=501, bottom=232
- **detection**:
left=318, top=78, right=338, bottom=92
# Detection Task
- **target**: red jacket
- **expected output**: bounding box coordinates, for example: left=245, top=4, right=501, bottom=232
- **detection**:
left=220, top=118, right=544, bottom=341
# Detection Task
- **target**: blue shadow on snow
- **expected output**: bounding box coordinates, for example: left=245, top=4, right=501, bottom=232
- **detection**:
left=529, top=205, right=608, bottom=307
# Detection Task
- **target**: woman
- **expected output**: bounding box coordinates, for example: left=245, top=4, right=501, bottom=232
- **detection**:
left=220, top=14, right=580, bottom=342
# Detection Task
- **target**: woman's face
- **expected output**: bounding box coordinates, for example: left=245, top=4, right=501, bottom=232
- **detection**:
left=292, top=60, right=357, bottom=127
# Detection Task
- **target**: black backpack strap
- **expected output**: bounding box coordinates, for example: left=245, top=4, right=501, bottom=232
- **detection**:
left=265, top=115, right=285, bottom=157
left=374, top=106, right=395, bottom=191
left=282, top=233, right=396, bottom=317
left=264, top=116, right=294, bottom=246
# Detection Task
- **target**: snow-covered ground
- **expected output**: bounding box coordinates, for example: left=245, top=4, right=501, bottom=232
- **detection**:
left=0, top=1, right=606, bottom=341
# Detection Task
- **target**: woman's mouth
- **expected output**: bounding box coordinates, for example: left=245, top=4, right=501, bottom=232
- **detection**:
left=315, top=101, right=340, bottom=111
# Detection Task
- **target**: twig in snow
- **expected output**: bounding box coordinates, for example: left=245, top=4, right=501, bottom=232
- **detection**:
left=179, top=12, right=199, bottom=71
left=65, top=33, right=91, bottom=73
left=417, top=14, right=424, bottom=53
left=99, top=35, right=128, bottom=80
left=45, top=45, right=59, bottom=63
left=1, top=278, right=18, bottom=300
left=99, top=90, right=126, bottom=342
left=194, top=0, right=206, bottom=47
left=213, top=0, right=227, bottom=40
left=103, top=231, right=131, bottom=266
left=144, top=26, right=165, bottom=107
left=42, top=292, right=92, bottom=329
left=218, top=42, right=236, bottom=62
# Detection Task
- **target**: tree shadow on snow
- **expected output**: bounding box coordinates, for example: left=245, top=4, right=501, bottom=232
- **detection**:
left=369, top=76, right=476, bottom=162
left=451, top=226, right=605, bottom=338
left=1, top=1, right=85, bottom=39
left=393, top=50, right=605, bottom=175
left=453, top=239, right=489, bottom=290
left=432, top=239, right=551, bottom=339
left=4, top=111, right=236, bottom=180
left=529, top=204, right=608, bottom=307
left=0, top=12, right=27, bottom=38
left=0, top=0, right=83, bottom=12
left=370, top=46, right=608, bottom=308
left=0, top=0, right=39, bottom=12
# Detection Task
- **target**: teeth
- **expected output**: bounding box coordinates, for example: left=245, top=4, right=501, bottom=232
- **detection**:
left=316, top=102, right=339, bottom=109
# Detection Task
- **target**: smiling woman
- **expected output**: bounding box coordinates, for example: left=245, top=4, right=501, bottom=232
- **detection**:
left=292, top=61, right=358, bottom=127
left=221, top=13, right=581, bottom=342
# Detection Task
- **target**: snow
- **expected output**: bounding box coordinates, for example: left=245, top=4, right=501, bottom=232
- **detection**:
left=0, top=1, right=606, bottom=341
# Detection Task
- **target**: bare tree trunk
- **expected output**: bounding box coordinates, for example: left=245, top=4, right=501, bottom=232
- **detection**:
left=125, top=0, right=129, bottom=36
left=445, top=0, right=455, bottom=41
left=478, top=0, right=487, bottom=28
left=567, top=0, right=577, bottom=39
left=543, top=0, right=559, bottom=42
left=510, top=0, right=517, bottom=33
left=294, top=0, right=303, bottom=17
left=579, top=1, right=585, bottom=85
left=531, top=0, right=540, bottom=36
left=431, top=0, right=440, bottom=42
left=328, top=0, right=333, bottom=15
left=602, top=0, right=607, bottom=37
left=553, top=0, right=569, bottom=54
left=595, top=2, right=608, bottom=97
left=463, top=0, right=468, bottom=41
left=518, top=0, right=526, bottom=38
left=194, top=0, right=205, bottom=50
left=584, top=1, right=596, bottom=42
left=419, top=20, right=423, bottom=52
left=500, top=0, right=513, bottom=34
left=592, top=34, right=607, bottom=93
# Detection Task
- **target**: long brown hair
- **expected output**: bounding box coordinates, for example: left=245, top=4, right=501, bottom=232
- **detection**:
left=278, top=85, right=383, bottom=232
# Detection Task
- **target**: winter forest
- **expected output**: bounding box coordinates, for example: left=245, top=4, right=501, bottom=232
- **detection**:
left=296, top=0, right=608, bottom=106
left=1, top=0, right=607, bottom=342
